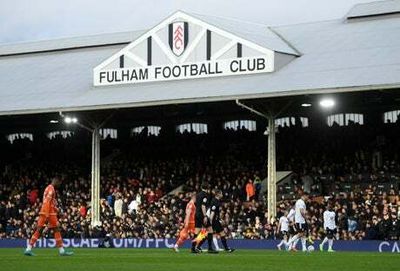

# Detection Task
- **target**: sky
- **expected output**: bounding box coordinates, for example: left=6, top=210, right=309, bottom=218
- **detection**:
left=0, top=0, right=382, bottom=45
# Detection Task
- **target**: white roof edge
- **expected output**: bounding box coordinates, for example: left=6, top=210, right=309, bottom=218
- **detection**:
left=267, top=27, right=302, bottom=56
left=184, top=11, right=270, bottom=27
left=1, top=83, right=398, bottom=117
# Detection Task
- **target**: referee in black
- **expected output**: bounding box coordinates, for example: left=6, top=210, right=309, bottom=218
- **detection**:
left=192, top=183, right=217, bottom=253
left=210, top=189, right=235, bottom=253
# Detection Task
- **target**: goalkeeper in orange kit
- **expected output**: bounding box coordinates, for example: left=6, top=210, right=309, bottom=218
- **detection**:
left=173, top=193, right=206, bottom=252
left=24, top=177, right=73, bottom=256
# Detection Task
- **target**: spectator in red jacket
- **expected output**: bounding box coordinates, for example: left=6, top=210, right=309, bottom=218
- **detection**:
left=27, top=188, right=38, bottom=205
left=79, top=203, right=87, bottom=218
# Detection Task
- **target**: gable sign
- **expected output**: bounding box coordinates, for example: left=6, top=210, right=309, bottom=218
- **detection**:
left=93, top=11, right=275, bottom=86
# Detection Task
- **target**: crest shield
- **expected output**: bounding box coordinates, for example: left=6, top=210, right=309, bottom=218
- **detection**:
left=168, top=22, right=189, bottom=56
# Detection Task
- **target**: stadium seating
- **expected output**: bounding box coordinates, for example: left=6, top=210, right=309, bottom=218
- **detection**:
left=0, top=122, right=399, bottom=240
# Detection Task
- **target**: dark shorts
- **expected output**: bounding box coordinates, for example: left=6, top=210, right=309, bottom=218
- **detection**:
left=280, top=230, right=288, bottom=238
left=195, top=215, right=211, bottom=228
left=325, top=228, right=336, bottom=238
left=212, top=220, right=223, bottom=233
left=289, top=225, right=296, bottom=235
left=295, top=223, right=308, bottom=233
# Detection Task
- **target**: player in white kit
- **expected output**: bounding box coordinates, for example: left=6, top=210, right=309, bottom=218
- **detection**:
left=286, top=205, right=299, bottom=250
left=286, top=192, right=309, bottom=251
left=276, top=210, right=289, bottom=250
left=319, top=203, right=336, bottom=252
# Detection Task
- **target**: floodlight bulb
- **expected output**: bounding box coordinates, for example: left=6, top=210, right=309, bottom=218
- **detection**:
left=319, top=99, right=335, bottom=108
left=64, top=117, right=72, bottom=124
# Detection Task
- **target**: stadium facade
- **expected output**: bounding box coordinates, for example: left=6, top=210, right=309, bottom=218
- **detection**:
left=1, top=0, right=400, bottom=225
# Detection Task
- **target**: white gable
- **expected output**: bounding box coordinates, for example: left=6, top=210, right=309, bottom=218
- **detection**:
left=93, top=11, right=292, bottom=86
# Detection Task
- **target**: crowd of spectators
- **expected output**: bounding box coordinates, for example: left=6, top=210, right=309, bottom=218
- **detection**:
left=0, top=121, right=400, bottom=241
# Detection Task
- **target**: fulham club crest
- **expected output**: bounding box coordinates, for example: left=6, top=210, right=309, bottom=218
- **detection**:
left=169, top=22, right=189, bottom=56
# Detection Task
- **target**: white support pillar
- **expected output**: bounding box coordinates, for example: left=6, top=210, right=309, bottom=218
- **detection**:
left=235, top=100, right=278, bottom=223
left=91, top=127, right=101, bottom=227
left=267, top=115, right=277, bottom=223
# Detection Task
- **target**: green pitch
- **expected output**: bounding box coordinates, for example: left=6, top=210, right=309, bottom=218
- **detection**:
left=1, top=248, right=399, bottom=271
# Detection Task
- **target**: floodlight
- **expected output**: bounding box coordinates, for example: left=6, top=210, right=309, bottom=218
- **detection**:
left=64, top=116, right=78, bottom=124
left=319, top=98, right=335, bottom=108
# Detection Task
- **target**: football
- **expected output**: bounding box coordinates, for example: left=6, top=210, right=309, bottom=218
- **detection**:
left=308, top=245, right=315, bottom=252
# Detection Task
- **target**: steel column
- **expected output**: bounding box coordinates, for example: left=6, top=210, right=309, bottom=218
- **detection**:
left=267, top=116, right=277, bottom=222
left=91, top=127, right=101, bottom=227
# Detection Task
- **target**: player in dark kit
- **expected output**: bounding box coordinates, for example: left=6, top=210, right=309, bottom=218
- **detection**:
left=209, top=189, right=235, bottom=253
left=192, top=183, right=217, bottom=253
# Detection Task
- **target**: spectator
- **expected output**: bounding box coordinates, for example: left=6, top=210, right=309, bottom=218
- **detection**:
left=388, top=212, right=399, bottom=240
left=27, top=188, right=38, bottom=205
left=246, top=179, right=255, bottom=201
left=114, top=194, right=123, bottom=217
left=348, top=217, right=358, bottom=232
left=364, top=221, right=378, bottom=240
left=378, top=211, right=391, bottom=240
left=79, top=203, right=87, bottom=218
left=0, top=119, right=400, bottom=241
left=146, top=190, right=156, bottom=204
left=128, top=197, right=139, bottom=214
left=253, top=174, right=262, bottom=199
left=106, top=191, right=114, bottom=207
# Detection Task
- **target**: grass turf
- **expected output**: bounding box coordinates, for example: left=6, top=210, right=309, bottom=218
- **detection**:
left=0, top=248, right=399, bottom=271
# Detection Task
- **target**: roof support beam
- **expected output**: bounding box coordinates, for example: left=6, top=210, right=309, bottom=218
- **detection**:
left=59, top=111, right=116, bottom=227
left=236, top=99, right=276, bottom=222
